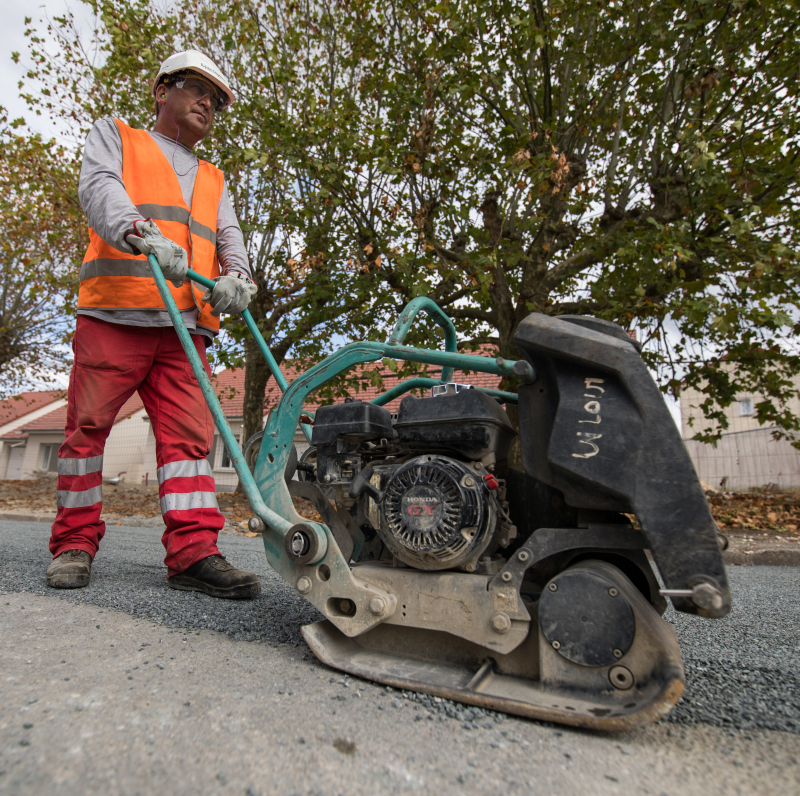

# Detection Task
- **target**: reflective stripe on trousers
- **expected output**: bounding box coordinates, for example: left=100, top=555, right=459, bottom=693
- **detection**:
left=56, top=456, right=104, bottom=508
left=158, top=458, right=218, bottom=514
left=57, top=485, right=103, bottom=509
left=157, top=459, right=213, bottom=483
left=58, top=455, right=104, bottom=477
left=160, top=491, right=219, bottom=514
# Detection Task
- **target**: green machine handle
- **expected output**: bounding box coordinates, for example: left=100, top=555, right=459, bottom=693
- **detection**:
left=386, top=297, right=458, bottom=383
left=181, top=266, right=313, bottom=443
left=146, top=255, right=295, bottom=535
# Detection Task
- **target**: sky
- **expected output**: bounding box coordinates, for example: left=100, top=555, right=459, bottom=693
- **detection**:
left=0, top=1, right=86, bottom=138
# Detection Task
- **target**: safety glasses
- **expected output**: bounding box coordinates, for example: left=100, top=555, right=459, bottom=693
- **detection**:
left=172, top=76, right=228, bottom=112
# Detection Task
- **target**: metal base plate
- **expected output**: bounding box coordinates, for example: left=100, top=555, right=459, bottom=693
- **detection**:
left=302, top=561, right=686, bottom=731
left=302, top=619, right=685, bottom=732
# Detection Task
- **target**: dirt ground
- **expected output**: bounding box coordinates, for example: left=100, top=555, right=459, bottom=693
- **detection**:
left=0, top=477, right=321, bottom=528
left=1, top=477, right=798, bottom=561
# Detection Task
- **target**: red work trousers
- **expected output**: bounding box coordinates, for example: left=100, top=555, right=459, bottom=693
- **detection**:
left=49, top=316, right=224, bottom=577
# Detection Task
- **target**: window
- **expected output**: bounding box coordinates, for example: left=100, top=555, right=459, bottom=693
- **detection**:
left=40, top=444, right=57, bottom=471
left=216, top=435, right=240, bottom=470
left=737, top=398, right=754, bottom=417
left=220, top=443, right=234, bottom=469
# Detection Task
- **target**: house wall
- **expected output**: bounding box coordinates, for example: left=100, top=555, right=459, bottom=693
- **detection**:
left=18, top=433, right=65, bottom=479
left=0, top=398, right=67, bottom=475
left=684, top=428, right=800, bottom=490
left=102, top=409, right=152, bottom=484
left=681, top=370, right=800, bottom=489
left=680, top=379, right=800, bottom=438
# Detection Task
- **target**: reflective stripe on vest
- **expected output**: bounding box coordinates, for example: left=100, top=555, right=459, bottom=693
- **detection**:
left=77, top=119, right=225, bottom=332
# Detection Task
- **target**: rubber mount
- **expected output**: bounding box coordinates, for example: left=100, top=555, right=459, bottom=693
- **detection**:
left=285, top=523, right=322, bottom=565
left=538, top=569, right=635, bottom=667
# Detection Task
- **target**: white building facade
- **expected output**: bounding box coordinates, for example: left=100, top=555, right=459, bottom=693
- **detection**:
left=681, top=371, right=800, bottom=489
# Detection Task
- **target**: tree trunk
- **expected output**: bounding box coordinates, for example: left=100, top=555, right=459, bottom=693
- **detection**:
left=242, top=336, right=273, bottom=447
left=235, top=336, right=273, bottom=494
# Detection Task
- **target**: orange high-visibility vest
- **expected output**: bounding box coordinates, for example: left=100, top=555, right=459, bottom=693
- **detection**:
left=78, top=118, right=225, bottom=333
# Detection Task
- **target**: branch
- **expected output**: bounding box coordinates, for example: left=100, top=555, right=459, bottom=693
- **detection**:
left=541, top=238, right=617, bottom=291
left=436, top=286, right=473, bottom=307
left=448, top=307, right=496, bottom=324
left=548, top=300, right=603, bottom=315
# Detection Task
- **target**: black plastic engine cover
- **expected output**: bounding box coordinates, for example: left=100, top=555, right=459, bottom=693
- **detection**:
left=395, top=390, right=516, bottom=461
left=513, top=313, right=731, bottom=618
left=312, top=401, right=395, bottom=446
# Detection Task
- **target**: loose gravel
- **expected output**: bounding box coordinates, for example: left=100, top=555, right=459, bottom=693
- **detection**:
left=665, top=565, right=800, bottom=734
left=1, top=520, right=798, bottom=734
left=0, top=521, right=320, bottom=647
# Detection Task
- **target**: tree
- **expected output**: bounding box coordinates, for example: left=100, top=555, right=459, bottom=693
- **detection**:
left=0, top=111, right=85, bottom=396
left=18, top=0, right=800, bottom=446
left=18, top=0, right=383, bottom=448
left=239, top=0, right=800, bottom=442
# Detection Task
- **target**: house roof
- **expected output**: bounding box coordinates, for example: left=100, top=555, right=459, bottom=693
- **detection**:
left=6, top=348, right=507, bottom=435
left=0, top=390, right=64, bottom=426
left=22, top=394, right=145, bottom=434
left=0, top=430, right=28, bottom=443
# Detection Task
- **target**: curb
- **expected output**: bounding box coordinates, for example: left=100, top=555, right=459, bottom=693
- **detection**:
left=724, top=550, right=800, bottom=567
left=0, top=512, right=56, bottom=523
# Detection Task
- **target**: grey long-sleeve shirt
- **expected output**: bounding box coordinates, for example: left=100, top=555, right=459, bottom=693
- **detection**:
left=77, top=117, right=252, bottom=337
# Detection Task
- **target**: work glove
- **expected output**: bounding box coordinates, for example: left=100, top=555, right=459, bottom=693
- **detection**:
left=201, top=272, right=258, bottom=316
left=125, top=219, right=189, bottom=288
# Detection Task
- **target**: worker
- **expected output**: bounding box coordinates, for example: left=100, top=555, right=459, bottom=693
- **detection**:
left=46, top=51, right=261, bottom=599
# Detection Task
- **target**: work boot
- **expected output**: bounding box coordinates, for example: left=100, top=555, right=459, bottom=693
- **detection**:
left=168, top=555, right=261, bottom=599
left=46, top=549, right=92, bottom=589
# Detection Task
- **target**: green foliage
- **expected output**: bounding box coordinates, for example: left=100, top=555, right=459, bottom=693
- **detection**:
left=14, top=0, right=800, bottom=442
left=250, top=0, right=800, bottom=441
left=0, top=109, right=85, bottom=395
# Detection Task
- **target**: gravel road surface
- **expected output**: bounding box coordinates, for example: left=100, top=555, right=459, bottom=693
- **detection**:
left=1, top=520, right=798, bottom=795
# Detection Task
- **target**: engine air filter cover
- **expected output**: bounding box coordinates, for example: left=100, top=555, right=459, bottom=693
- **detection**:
left=378, top=455, right=496, bottom=570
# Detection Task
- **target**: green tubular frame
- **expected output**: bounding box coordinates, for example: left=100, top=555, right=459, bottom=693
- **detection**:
left=148, top=256, right=535, bottom=564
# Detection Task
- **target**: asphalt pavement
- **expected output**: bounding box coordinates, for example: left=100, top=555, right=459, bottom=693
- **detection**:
left=1, top=520, right=799, bottom=795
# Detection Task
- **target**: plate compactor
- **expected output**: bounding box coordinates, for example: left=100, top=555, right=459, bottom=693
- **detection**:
left=150, top=255, right=731, bottom=731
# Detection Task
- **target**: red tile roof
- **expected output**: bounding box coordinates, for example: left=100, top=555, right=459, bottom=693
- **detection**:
left=22, top=394, right=144, bottom=433
left=0, top=430, right=28, bottom=443
left=0, top=390, right=64, bottom=426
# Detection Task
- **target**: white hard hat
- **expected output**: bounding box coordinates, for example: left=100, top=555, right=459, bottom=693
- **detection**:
left=153, top=50, right=236, bottom=108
